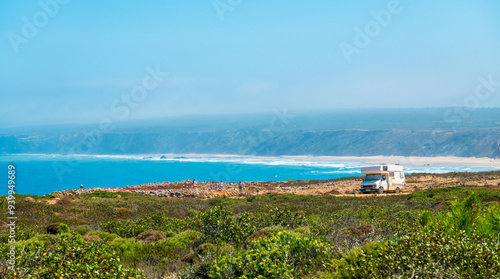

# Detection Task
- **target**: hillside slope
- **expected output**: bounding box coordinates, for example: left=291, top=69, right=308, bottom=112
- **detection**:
left=2, top=108, right=500, bottom=158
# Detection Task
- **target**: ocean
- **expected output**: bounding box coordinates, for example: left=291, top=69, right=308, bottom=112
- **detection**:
left=1, top=154, right=499, bottom=195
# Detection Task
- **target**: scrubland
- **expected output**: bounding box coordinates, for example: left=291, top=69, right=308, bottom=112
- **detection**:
left=2, top=171, right=500, bottom=278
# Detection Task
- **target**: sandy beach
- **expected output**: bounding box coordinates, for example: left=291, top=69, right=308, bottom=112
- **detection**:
left=155, top=153, right=500, bottom=167
left=21, top=153, right=500, bottom=167
left=280, top=155, right=500, bottom=167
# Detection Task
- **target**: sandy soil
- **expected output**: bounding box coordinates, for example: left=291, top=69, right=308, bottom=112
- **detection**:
left=47, top=172, right=500, bottom=202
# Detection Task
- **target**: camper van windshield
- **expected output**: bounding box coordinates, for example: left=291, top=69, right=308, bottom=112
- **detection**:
left=365, top=174, right=381, bottom=181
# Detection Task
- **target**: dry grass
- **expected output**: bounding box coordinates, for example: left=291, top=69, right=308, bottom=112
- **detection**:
left=136, top=230, right=167, bottom=243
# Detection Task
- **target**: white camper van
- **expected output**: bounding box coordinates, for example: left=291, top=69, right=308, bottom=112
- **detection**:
left=360, top=164, right=405, bottom=194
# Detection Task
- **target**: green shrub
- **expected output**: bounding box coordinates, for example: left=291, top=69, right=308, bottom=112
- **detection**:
left=260, top=225, right=287, bottom=234
left=79, top=191, right=136, bottom=198
left=407, top=187, right=464, bottom=201
left=179, top=251, right=216, bottom=279
left=73, top=225, right=92, bottom=235
left=103, top=211, right=188, bottom=238
left=187, top=209, right=199, bottom=217
left=416, top=192, right=490, bottom=235
left=8, top=237, right=46, bottom=252
left=244, top=225, right=312, bottom=244
left=333, top=227, right=500, bottom=278
left=105, top=230, right=202, bottom=265
left=56, top=223, right=70, bottom=234
left=147, top=229, right=203, bottom=262
left=0, top=227, right=38, bottom=243
left=194, top=242, right=233, bottom=258
left=0, top=233, right=58, bottom=252
left=10, top=233, right=144, bottom=278
left=87, top=231, right=120, bottom=242
left=33, top=234, right=58, bottom=245
left=8, top=182, right=500, bottom=278
left=192, top=205, right=255, bottom=246
left=484, top=202, right=500, bottom=234
left=420, top=209, right=432, bottom=227
left=252, top=206, right=308, bottom=229
left=448, top=192, right=482, bottom=234
left=108, top=237, right=144, bottom=262
left=208, top=231, right=332, bottom=278
left=83, top=234, right=103, bottom=242
left=292, top=226, right=311, bottom=234
left=157, top=230, right=202, bottom=252
left=46, top=223, right=69, bottom=235
left=103, top=205, right=307, bottom=247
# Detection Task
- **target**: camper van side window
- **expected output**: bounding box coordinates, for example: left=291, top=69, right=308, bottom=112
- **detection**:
left=400, top=172, right=404, bottom=179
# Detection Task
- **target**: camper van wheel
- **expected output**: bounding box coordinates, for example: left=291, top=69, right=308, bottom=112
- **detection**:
left=377, top=188, right=384, bottom=194
left=395, top=187, right=400, bottom=194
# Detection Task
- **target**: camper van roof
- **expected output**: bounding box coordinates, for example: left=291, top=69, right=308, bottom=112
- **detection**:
left=361, top=164, right=404, bottom=174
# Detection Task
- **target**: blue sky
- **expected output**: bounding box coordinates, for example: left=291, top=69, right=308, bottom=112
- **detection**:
left=1, top=0, right=500, bottom=128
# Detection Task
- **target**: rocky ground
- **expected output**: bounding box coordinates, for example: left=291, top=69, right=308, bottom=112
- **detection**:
left=47, top=172, right=500, bottom=201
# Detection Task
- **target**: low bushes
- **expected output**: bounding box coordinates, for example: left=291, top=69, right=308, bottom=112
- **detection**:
left=11, top=233, right=144, bottom=278
left=87, top=231, right=120, bottom=242
left=73, top=224, right=92, bottom=235
left=207, top=230, right=331, bottom=279
left=103, top=212, right=189, bottom=238
left=103, top=205, right=307, bottom=247
left=331, top=191, right=500, bottom=279
left=46, top=223, right=69, bottom=235
left=3, top=186, right=500, bottom=278
left=79, top=191, right=137, bottom=198
left=424, top=191, right=500, bottom=236
left=108, top=237, right=145, bottom=263
left=332, top=227, right=500, bottom=278
left=106, top=230, right=202, bottom=266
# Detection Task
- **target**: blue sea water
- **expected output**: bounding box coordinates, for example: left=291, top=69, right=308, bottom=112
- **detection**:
left=1, top=154, right=499, bottom=195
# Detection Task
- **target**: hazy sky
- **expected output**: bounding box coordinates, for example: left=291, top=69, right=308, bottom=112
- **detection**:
left=1, top=0, right=500, bottom=128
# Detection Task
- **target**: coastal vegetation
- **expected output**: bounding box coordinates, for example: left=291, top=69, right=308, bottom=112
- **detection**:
left=1, top=171, right=500, bottom=278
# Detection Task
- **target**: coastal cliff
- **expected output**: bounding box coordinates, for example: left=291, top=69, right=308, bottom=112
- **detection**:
left=2, top=108, right=500, bottom=158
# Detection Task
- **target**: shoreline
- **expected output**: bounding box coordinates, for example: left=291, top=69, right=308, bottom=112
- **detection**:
left=280, top=155, right=500, bottom=167
left=6, top=153, right=500, bottom=167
